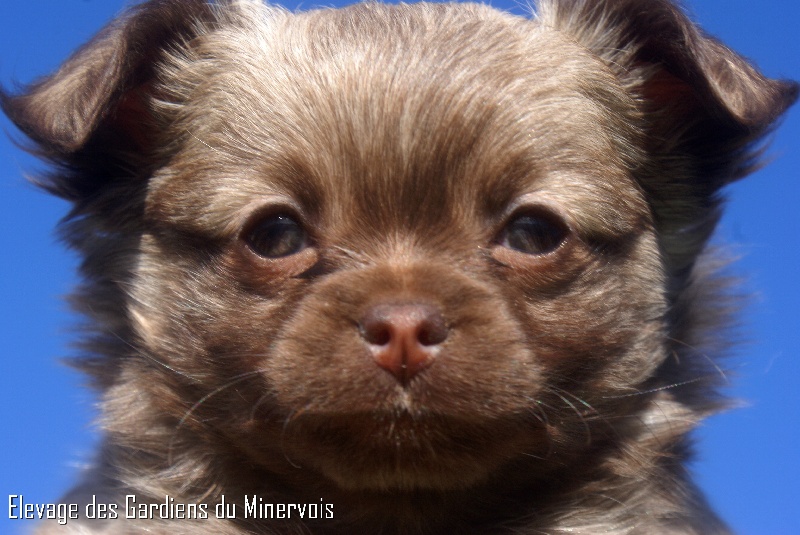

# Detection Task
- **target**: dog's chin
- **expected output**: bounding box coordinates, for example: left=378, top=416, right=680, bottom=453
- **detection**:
left=279, top=409, right=545, bottom=492
left=318, top=460, right=485, bottom=492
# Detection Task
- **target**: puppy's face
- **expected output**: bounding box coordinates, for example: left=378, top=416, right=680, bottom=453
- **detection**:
left=6, top=0, right=793, bottom=502
left=129, top=5, right=665, bottom=491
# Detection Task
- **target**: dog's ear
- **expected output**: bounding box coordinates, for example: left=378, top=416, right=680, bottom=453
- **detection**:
left=538, top=0, right=797, bottom=135
left=537, top=0, right=798, bottom=271
left=1, top=0, right=216, bottom=201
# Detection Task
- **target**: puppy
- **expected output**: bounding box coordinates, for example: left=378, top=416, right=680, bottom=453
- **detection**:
left=3, top=0, right=796, bottom=533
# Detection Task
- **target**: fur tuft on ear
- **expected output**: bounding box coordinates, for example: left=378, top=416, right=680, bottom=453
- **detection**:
left=0, top=0, right=216, bottom=200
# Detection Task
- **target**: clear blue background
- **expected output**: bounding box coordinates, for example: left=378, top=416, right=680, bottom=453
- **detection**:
left=1, top=1, right=797, bottom=533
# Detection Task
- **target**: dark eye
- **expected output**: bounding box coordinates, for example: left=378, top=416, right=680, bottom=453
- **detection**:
left=500, top=213, right=568, bottom=255
left=245, top=214, right=308, bottom=258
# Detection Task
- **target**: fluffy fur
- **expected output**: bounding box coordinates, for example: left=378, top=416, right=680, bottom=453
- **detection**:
left=3, top=0, right=796, bottom=533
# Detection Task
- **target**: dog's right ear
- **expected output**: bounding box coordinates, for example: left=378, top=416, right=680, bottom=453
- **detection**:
left=1, top=0, right=216, bottom=200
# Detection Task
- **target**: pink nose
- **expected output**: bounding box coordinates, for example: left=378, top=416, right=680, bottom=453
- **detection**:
left=359, top=303, right=448, bottom=384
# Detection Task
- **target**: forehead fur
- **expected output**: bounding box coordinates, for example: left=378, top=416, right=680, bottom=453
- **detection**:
left=148, top=1, right=649, bottom=242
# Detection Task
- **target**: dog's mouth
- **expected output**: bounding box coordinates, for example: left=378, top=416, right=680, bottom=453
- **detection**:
left=270, top=404, right=550, bottom=491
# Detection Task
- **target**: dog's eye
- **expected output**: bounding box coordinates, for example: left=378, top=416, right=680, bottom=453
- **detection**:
left=500, top=213, right=568, bottom=255
left=245, top=214, right=308, bottom=258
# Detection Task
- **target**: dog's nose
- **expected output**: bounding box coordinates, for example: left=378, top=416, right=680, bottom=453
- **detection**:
left=359, top=303, right=448, bottom=384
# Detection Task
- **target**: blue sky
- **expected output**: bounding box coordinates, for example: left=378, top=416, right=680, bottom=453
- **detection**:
left=0, top=1, right=797, bottom=533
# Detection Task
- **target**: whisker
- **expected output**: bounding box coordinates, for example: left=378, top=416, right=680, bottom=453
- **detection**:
left=666, top=337, right=731, bottom=385
left=249, top=390, right=273, bottom=422
left=280, top=407, right=309, bottom=469
left=185, top=128, right=224, bottom=155
left=108, top=330, right=198, bottom=383
left=176, top=370, right=265, bottom=430
left=553, top=391, right=592, bottom=446
left=602, top=376, right=709, bottom=399
left=168, top=369, right=265, bottom=463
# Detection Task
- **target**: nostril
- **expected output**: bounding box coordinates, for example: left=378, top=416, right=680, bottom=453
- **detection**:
left=360, top=317, right=393, bottom=346
left=416, top=314, right=447, bottom=347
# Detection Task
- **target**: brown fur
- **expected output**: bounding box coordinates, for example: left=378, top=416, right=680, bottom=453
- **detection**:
left=2, top=0, right=796, bottom=533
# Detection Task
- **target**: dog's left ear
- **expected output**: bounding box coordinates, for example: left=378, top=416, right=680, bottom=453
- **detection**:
left=538, top=0, right=798, bottom=271
left=538, top=0, right=797, bottom=166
